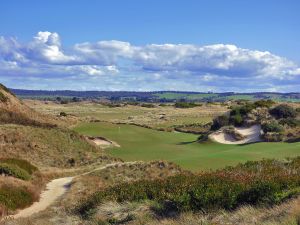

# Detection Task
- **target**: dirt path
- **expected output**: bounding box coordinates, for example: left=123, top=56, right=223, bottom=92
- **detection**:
left=12, top=177, right=73, bottom=219
left=209, top=125, right=262, bottom=144
left=4, top=162, right=138, bottom=220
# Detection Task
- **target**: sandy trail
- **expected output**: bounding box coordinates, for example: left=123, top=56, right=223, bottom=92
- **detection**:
left=209, top=125, right=262, bottom=144
left=12, top=177, right=73, bottom=219
left=4, top=162, right=138, bottom=220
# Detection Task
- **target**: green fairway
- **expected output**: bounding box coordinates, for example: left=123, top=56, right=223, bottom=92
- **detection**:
left=74, top=122, right=300, bottom=171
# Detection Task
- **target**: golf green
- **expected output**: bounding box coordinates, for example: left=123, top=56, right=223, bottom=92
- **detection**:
left=74, top=122, right=300, bottom=171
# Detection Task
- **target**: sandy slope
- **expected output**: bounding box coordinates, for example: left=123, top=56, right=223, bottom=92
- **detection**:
left=209, top=125, right=262, bottom=144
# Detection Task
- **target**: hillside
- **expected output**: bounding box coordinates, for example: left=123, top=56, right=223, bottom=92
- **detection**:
left=0, top=83, right=120, bottom=217
left=10, top=88, right=300, bottom=102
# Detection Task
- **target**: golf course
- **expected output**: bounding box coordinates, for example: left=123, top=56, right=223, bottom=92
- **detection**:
left=74, top=122, right=300, bottom=171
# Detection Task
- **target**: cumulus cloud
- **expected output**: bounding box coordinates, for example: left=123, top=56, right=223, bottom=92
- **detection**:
left=0, top=31, right=299, bottom=91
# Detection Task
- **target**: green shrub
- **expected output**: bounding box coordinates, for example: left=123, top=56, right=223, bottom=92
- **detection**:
left=0, top=158, right=37, bottom=175
left=0, top=186, right=34, bottom=210
left=0, top=163, right=31, bottom=180
left=262, top=122, right=284, bottom=133
left=270, top=105, right=297, bottom=119
left=279, top=118, right=300, bottom=128
left=174, top=102, right=200, bottom=108
left=211, top=115, right=229, bottom=130
left=230, top=114, right=243, bottom=126
left=254, top=100, right=275, bottom=108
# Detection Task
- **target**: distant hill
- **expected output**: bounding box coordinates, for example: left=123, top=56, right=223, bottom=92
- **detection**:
left=10, top=88, right=300, bottom=102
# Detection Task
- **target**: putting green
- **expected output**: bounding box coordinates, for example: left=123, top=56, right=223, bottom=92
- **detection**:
left=74, top=122, right=300, bottom=171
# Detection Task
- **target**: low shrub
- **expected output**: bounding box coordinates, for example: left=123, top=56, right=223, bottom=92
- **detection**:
left=263, top=132, right=284, bottom=142
left=229, top=114, right=243, bottom=126
left=262, top=122, right=284, bottom=133
left=253, top=100, right=275, bottom=108
left=270, top=105, right=297, bottom=119
left=0, top=158, right=37, bottom=175
left=0, top=185, right=35, bottom=210
left=140, top=103, right=155, bottom=108
left=279, top=118, right=300, bottom=128
left=77, top=158, right=300, bottom=218
left=174, top=102, right=200, bottom=108
left=59, top=111, right=67, bottom=117
left=0, top=163, right=31, bottom=180
left=211, top=115, right=229, bottom=130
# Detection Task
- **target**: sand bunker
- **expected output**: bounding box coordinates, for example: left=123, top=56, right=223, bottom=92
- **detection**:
left=87, top=136, right=120, bottom=148
left=209, top=125, right=262, bottom=144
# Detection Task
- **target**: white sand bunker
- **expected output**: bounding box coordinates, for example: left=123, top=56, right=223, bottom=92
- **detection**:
left=209, top=125, right=262, bottom=144
left=87, top=136, right=120, bottom=148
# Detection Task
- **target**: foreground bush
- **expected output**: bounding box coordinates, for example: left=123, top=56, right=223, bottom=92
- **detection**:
left=0, top=163, right=31, bottom=180
left=0, top=185, right=35, bottom=210
left=0, top=158, right=37, bottom=175
left=77, top=158, right=300, bottom=218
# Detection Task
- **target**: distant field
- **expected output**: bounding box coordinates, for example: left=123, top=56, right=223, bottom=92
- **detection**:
left=25, top=101, right=225, bottom=129
left=154, top=92, right=300, bottom=102
left=74, top=122, right=300, bottom=171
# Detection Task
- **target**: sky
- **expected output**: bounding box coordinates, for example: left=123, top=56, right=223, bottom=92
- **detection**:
left=0, top=0, right=299, bottom=92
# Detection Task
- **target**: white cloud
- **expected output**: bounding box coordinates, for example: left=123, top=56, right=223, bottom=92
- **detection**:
left=0, top=31, right=299, bottom=91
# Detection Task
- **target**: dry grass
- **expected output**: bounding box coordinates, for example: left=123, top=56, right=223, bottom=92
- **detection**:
left=126, top=196, right=300, bottom=225
left=24, top=100, right=228, bottom=130
left=0, top=124, right=118, bottom=169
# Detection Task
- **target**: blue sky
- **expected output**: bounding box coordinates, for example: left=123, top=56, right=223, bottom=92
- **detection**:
left=0, top=0, right=299, bottom=91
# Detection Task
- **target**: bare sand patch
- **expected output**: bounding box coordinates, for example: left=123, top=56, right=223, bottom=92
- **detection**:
left=87, top=136, right=120, bottom=148
left=209, top=125, right=262, bottom=144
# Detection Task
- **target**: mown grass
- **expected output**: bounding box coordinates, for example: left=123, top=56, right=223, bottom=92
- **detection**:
left=74, top=122, right=300, bottom=171
left=76, top=158, right=300, bottom=219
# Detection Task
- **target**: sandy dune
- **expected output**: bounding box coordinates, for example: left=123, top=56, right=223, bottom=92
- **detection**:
left=209, top=125, right=262, bottom=144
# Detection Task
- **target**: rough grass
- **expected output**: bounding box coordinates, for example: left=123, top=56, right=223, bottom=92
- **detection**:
left=0, top=108, right=56, bottom=128
left=0, top=124, right=118, bottom=168
left=74, top=122, right=300, bottom=171
left=0, top=185, right=35, bottom=211
left=76, top=158, right=300, bottom=221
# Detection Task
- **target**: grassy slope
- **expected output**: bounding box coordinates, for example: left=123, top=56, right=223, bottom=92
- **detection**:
left=74, top=122, right=300, bottom=171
